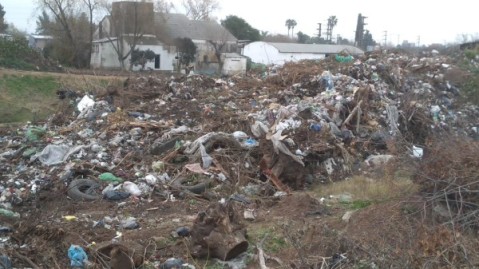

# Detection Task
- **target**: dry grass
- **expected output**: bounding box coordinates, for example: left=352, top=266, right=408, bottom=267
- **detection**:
left=313, top=174, right=419, bottom=202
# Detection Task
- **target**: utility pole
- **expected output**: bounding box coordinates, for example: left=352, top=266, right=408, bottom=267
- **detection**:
left=383, top=31, right=388, bottom=47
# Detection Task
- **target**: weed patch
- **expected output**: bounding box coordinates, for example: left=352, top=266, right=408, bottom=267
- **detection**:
left=248, top=226, right=288, bottom=253
left=0, top=74, right=59, bottom=123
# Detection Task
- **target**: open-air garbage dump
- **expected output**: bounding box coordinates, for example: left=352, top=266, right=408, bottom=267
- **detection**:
left=0, top=49, right=479, bottom=268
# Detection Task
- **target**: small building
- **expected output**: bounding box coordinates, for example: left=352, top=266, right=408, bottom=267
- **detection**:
left=221, top=53, right=247, bottom=75
left=90, top=35, right=176, bottom=71
left=91, top=1, right=239, bottom=73
left=243, top=41, right=364, bottom=65
left=28, top=35, right=53, bottom=51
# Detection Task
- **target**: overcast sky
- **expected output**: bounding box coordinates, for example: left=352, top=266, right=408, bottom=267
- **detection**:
left=2, top=0, right=478, bottom=45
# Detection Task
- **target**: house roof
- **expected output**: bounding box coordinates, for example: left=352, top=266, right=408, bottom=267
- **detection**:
left=155, top=13, right=236, bottom=42
left=267, top=42, right=364, bottom=55
left=30, top=35, right=53, bottom=40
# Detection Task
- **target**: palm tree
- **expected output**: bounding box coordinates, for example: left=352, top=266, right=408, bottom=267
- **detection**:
left=285, top=19, right=297, bottom=38
left=290, top=19, right=297, bottom=38
left=285, top=19, right=292, bottom=37
left=327, top=16, right=338, bottom=43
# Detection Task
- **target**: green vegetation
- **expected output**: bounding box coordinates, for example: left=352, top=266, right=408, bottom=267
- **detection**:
left=248, top=226, right=288, bottom=253
left=221, top=15, right=260, bottom=41
left=459, top=47, right=479, bottom=105
left=464, top=49, right=478, bottom=60
left=0, top=74, right=59, bottom=123
left=0, top=38, right=40, bottom=70
left=462, top=72, right=479, bottom=105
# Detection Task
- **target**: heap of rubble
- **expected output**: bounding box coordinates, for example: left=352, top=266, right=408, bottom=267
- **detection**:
left=0, top=49, right=478, bottom=268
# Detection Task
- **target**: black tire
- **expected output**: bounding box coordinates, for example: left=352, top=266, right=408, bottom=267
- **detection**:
left=173, top=177, right=212, bottom=194
left=68, top=179, right=101, bottom=201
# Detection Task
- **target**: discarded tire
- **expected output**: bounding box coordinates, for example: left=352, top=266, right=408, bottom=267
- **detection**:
left=173, top=177, right=212, bottom=194
left=67, top=179, right=101, bottom=201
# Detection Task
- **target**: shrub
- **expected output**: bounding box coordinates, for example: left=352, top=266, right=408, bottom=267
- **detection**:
left=0, top=37, right=53, bottom=70
left=464, top=49, right=477, bottom=60
left=415, top=134, right=479, bottom=229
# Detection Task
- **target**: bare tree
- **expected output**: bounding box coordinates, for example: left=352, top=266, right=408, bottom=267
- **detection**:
left=182, top=0, right=219, bottom=21
left=154, top=0, right=175, bottom=13
left=36, top=0, right=85, bottom=66
left=207, top=30, right=232, bottom=74
left=99, top=0, right=153, bottom=70
left=81, top=0, right=100, bottom=67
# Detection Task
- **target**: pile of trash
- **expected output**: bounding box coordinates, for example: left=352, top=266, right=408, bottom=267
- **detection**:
left=0, top=49, right=478, bottom=267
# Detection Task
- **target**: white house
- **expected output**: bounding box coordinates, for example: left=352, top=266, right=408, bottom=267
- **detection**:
left=91, top=36, right=176, bottom=71
left=243, top=41, right=364, bottom=65
left=91, top=1, right=240, bottom=73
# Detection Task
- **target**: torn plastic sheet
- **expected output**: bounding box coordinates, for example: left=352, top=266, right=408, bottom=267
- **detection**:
left=268, top=130, right=304, bottom=166
left=161, top=125, right=190, bottom=140
left=35, top=144, right=86, bottom=166
left=275, top=118, right=302, bottom=133
left=77, top=95, right=95, bottom=113
left=250, top=121, right=268, bottom=138
left=200, top=144, right=213, bottom=169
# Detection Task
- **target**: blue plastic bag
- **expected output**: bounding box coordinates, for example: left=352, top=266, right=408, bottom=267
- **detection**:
left=68, top=245, right=88, bottom=268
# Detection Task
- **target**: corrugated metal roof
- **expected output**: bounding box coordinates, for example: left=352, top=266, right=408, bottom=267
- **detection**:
left=268, top=42, right=364, bottom=55
left=155, top=13, right=237, bottom=42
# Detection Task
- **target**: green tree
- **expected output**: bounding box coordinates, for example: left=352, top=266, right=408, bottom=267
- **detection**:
left=297, top=31, right=310, bottom=44
left=310, top=36, right=328, bottom=44
left=221, top=15, right=260, bottom=41
left=130, top=48, right=156, bottom=70
left=36, top=10, right=54, bottom=35
left=363, top=30, right=376, bottom=47
left=175, top=37, right=196, bottom=70
left=0, top=4, right=7, bottom=33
